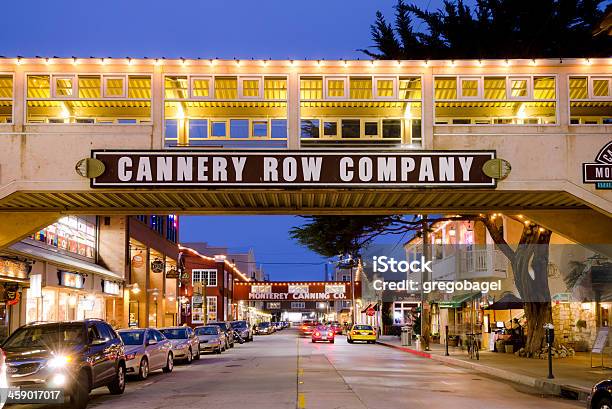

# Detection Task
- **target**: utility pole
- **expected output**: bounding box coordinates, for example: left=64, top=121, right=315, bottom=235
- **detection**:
left=350, top=261, right=356, bottom=324
left=420, top=216, right=431, bottom=351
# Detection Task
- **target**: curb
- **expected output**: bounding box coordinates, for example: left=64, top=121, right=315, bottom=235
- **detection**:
left=376, top=340, right=591, bottom=401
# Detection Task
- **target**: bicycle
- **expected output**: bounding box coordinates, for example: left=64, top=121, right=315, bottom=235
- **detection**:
left=466, top=333, right=480, bottom=360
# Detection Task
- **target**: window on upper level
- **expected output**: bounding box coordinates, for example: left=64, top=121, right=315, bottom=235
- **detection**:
left=31, top=216, right=96, bottom=259
left=164, top=75, right=288, bottom=148
left=26, top=74, right=151, bottom=124
left=569, top=75, right=612, bottom=125
left=0, top=75, right=12, bottom=123
left=300, top=75, right=422, bottom=146
left=166, top=215, right=178, bottom=242
left=150, top=215, right=164, bottom=235
left=434, top=75, right=556, bottom=125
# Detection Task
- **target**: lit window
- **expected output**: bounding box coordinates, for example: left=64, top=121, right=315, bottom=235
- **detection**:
left=509, top=78, right=529, bottom=98
left=264, top=77, right=287, bottom=99
left=460, top=78, right=480, bottom=98
left=230, top=119, right=249, bottom=138
left=0, top=75, right=13, bottom=124
left=128, top=76, right=151, bottom=99
left=54, top=77, right=74, bottom=97
left=301, top=119, right=320, bottom=138
left=349, top=77, right=372, bottom=99
left=300, top=77, right=323, bottom=100
left=211, top=121, right=227, bottom=137
left=241, top=78, right=261, bottom=98
left=375, top=78, right=395, bottom=98
left=78, top=76, right=101, bottom=98
left=0, top=75, right=13, bottom=99
left=327, top=78, right=346, bottom=98
left=27, top=75, right=51, bottom=99
left=533, top=76, right=555, bottom=100
left=165, top=76, right=188, bottom=99
left=191, top=77, right=211, bottom=98
left=252, top=120, right=268, bottom=137
left=399, top=77, right=422, bottom=99
left=189, top=119, right=208, bottom=139
left=484, top=77, right=506, bottom=100
left=104, top=77, right=125, bottom=98
left=214, top=77, right=238, bottom=99
left=434, top=77, right=456, bottom=100
left=592, top=78, right=610, bottom=98
left=569, top=77, right=588, bottom=99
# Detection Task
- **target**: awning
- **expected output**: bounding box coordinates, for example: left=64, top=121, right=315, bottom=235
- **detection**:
left=437, top=292, right=481, bottom=309
left=485, top=293, right=524, bottom=310
left=361, top=303, right=372, bottom=313
left=7, top=242, right=123, bottom=281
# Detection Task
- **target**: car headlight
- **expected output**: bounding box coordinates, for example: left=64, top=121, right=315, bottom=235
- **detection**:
left=48, top=355, right=72, bottom=369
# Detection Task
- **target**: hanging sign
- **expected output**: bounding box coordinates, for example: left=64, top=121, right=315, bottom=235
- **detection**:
left=90, top=150, right=497, bottom=188
left=166, top=268, right=179, bottom=279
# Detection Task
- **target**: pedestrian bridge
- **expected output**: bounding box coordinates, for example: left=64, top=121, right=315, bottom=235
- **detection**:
left=0, top=57, right=610, bottom=253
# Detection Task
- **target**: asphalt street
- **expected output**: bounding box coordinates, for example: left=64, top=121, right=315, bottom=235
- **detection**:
left=13, top=328, right=583, bottom=409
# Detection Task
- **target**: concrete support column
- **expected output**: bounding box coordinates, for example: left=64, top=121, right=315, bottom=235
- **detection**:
left=421, top=68, right=434, bottom=149
left=13, top=68, right=25, bottom=129
left=557, top=72, right=570, bottom=127
left=151, top=66, right=164, bottom=149
left=0, top=212, right=60, bottom=249
left=287, top=71, right=300, bottom=149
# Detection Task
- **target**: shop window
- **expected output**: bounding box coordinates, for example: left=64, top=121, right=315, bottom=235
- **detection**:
left=509, top=77, right=530, bottom=99
left=323, top=121, right=338, bottom=137
left=165, top=76, right=188, bottom=99
left=214, top=77, right=238, bottom=99
left=434, top=77, right=457, bottom=100
left=264, top=77, right=287, bottom=100
left=533, top=76, right=555, bottom=100
left=382, top=119, right=401, bottom=138
left=349, top=77, right=372, bottom=99
left=300, top=77, right=323, bottom=100
left=271, top=119, right=287, bottom=138
left=230, top=119, right=249, bottom=138
left=459, top=77, right=481, bottom=98
left=0, top=75, right=12, bottom=124
left=341, top=119, right=360, bottom=138
left=207, top=296, right=217, bottom=321
left=364, top=121, right=379, bottom=137
left=164, top=119, right=178, bottom=146
left=375, top=77, right=396, bottom=98
left=104, top=76, right=125, bottom=98
left=190, top=77, right=211, bottom=98
left=399, top=77, right=422, bottom=99
left=189, top=119, right=208, bottom=140
left=592, top=78, right=611, bottom=98
left=78, top=75, right=101, bottom=99
left=326, top=78, right=346, bottom=98
left=252, top=120, right=268, bottom=137
left=569, top=75, right=612, bottom=124
left=31, top=216, right=96, bottom=259
left=240, top=78, right=261, bottom=98
left=211, top=121, right=227, bottom=137
left=27, top=75, right=51, bottom=99
left=484, top=77, right=506, bottom=100
left=301, top=119, right=320, bottom=138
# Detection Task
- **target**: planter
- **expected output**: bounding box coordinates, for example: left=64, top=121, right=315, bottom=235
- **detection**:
left=495, top=340, right=505, bottom=352
left=505, top=344, right=514, bottom=354
left=447, top=337, right=458, bottom=347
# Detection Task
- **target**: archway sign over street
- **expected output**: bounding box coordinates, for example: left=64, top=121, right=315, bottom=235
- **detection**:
left=88, top=150, right=498, bottom=188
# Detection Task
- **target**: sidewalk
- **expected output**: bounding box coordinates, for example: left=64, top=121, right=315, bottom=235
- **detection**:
left=377, top=335, right=612, bottom=401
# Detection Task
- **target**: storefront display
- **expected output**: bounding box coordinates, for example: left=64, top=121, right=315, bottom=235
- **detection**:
left=31, top=216, right=96, bottom=259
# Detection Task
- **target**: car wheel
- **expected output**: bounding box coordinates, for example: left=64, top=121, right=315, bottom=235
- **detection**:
left=311, top=339, right=316, bottom=343
left=108, top=364, right=126, bottom=395
left=186, top=348, right=193, bottom=364
left=348, top=338, right=353, bottom=344
left=194, top=347, right=201, bottom=360
left=138, top=357, right=149, bottom=380
left=330, top=340, right=335, bottom=344
left=216, top=346, right=222, bottom=354
left=163, top=353, right=174, bottom=373
left=65, top=370, right=89, bottom=409
left=597, top=397, right=612, bottom=409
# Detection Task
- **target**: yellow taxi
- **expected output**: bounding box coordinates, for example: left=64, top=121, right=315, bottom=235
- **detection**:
left=347, top=324, right=377, bottom=344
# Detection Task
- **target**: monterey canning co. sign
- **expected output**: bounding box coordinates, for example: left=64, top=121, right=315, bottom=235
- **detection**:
left=90, top=150, right=497, bottom=188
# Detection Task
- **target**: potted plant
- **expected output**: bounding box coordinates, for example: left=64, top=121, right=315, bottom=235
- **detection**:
left=504, top=340, right=514, bottom=354
left=447, top=335, right=458, bottom=347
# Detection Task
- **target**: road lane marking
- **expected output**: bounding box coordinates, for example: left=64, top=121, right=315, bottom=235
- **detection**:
left=297, top=392, right=306, bottom=409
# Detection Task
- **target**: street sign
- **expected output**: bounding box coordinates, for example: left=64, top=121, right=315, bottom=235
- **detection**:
left=366, top=307, right=375, bottom=316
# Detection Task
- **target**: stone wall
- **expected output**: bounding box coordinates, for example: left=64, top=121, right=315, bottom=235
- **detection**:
left=552, top=302, right=596, bottom=350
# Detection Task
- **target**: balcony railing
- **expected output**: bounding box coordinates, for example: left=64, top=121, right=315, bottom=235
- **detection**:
left=460, top=248, right=507, bottom=279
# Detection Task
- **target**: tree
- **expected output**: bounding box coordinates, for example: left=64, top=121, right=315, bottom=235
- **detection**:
left=291, top=214, right=554, bottom=355
left=360, top=0, right=611, bottom=59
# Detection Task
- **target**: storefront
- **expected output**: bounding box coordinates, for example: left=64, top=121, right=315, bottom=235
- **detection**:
left=0, top=257, right=30, bottom=341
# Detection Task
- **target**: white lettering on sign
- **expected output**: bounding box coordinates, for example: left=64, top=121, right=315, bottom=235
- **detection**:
left=118, top=157, right=132, bottom=181
left=136, top=157, right=152, bottom=181
left=339, top=157, right=354, bottom=181
left=377, top=157, right=396, bottom=181
left=157, top=157, right=172, bottom=181
left=419, top=157, right=434, bottom=181
left=177, top=157, right=193, bottom=181
left=263, top=157, right=278, bottom=181
left=301, top=157, right=322, bottom=181
left=459, top=157, right=473, bottom=181
left=232, top=157, right=247, bottom=181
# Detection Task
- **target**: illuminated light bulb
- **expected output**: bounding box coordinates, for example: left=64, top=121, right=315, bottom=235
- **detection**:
left=530, top=59, right=537, bottom=66
left=15, top=57, right=22, bottom=65
left=584, top=58, right=591, bottom=65
left=154, top=58, right=161, bottom=66
left=504, top=59, right=510, bottom=67
left=517, top=103, right=527, bottom=120
left=423, top=60, right=429, bottom=67
left=235, top=59, right=241, bottom=66
left=100, top=58, right=106, bottom=65
left=290, top=60, right=294, bottom=66
left=539, top=227, right=545, bottom=233
left=524, top=220, right=530, bottom=226
left=127, top=58, right=133, bottom=66
left=45, top=58, right=51, bottom=65
left=397, top=60, right=402, bottom=66
left=180, top=58, right=186, bottom=66
left=72, top=57, right=78, bottom=66
left=450, top=60, right=456, bottom=67
left=404, top=102, right=412, bottom=120
left=477, top=59, right=483, bottom=66
left=517, top=214, right=523, bottom=219
left=176, top=104, right=185, bottom=120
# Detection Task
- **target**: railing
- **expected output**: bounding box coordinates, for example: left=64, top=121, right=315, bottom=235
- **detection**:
left=460, top=248, right=507, bottom=279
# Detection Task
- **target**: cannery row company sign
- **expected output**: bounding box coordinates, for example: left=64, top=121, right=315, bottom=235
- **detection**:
left=87, top=150, right=499, bottom=188
left=583, top=141, right=612, bottom=190
left=233, top=282, right=359, bottom=302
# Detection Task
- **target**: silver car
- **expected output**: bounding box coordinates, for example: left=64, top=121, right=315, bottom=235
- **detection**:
left=118, top=328, right=174, bottom=380
left=159, top=326, right=200, bottom=364
left=194, top=325, right=226, bottom=354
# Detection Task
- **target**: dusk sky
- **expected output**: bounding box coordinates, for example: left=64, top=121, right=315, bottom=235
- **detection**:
left=5, top=0, right=441, bottom=280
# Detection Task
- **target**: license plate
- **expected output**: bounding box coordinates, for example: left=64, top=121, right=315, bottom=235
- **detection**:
left=322, top=336, right=327, bottom=340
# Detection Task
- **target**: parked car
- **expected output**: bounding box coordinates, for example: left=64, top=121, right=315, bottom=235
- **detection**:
left=207, top=322, right=235, bottom=349
left=118, top=328, right=173, bottom=379
left=347, top=324, right=377, bottom=344
left=159, top=326, right=200, bottom=363
left=299, top=321, right=316, bottom=337
left=231, top=320, right=253, bottom=342
left=194, top=325, right=225, bottom=354
left=255, top=322, right=273, bottom=335
left=587, top=379, right=612, bottom=409
left=329, top=322, right=343, bottom=335
left=311, top=325, right=335, bottom=343
left=2, top=319, right=126, bottom=409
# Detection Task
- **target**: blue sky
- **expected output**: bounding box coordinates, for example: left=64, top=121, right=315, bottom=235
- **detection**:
left=5, top=0, right=441, bottom=280
left=3, top=0, right=443, bottom=59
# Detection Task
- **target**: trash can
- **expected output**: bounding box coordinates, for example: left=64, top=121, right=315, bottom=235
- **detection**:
left=401, top=326, right=412, bottom=346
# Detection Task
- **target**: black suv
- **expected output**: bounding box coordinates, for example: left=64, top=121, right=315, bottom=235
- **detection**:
left=2, top=319, right=126, bottom=409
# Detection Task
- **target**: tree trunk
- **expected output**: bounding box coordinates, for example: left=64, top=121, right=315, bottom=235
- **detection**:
left=523, top=302, right=553, bottom=355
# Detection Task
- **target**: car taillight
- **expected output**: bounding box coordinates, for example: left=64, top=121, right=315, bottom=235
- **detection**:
left=314, top=332, right=320, bottom=337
